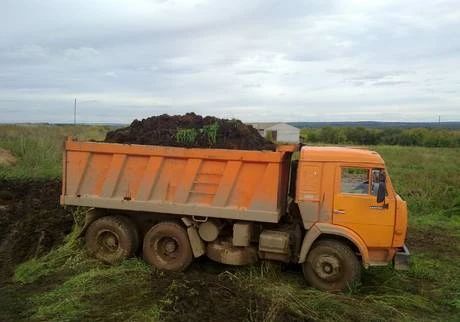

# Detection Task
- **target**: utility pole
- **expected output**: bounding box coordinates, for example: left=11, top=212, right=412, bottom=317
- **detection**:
left=74, top=98, right=77, bottom=126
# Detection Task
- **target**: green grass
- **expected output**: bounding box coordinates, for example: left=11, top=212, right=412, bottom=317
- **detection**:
left=373, top=146, right=460, bottom=230
left=31, top=259, right=161, bottom=322
left=0, top=125, right=109, bottom=180
left=6, top=236, right=458, bottom=321
left=6, top=217, right=161, bottom=321
left=0, top=125, right=459, bottom=321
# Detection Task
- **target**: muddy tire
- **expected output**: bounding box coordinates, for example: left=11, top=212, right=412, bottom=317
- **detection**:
left=143, top=221, right=193, bottom=272
left=302, top=239, right=361, bottom=292
left=85, top=215, right=139, bottom=264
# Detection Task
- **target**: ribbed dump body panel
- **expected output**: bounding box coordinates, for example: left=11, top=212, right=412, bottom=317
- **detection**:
left=61, top=140, right=292, bottom=223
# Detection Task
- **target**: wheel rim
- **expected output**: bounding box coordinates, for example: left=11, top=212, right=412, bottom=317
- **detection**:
left=96, top=230, right=120, bottom=254
left=154, top=236, right=180, bottom=262
left=313, top=254, right=343, bottom=282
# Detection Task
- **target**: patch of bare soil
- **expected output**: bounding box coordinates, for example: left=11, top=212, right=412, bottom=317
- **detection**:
left=0, top=180, right=73, bottom=283
left=104, top=113, right=276, bottom=151
left=0, top=148, right=16, bottom=166
left=157, top=268, right=307, bottom=322
left=407, top=226, right=460, bottom=259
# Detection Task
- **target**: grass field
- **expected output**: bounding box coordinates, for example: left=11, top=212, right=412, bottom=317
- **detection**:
left=0, top=125, right=109, bottom=179
left=0, top=125, right=459, bottom=321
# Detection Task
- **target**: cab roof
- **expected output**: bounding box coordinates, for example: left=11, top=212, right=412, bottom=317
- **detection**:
left=300, top=146, right=385, bottom=164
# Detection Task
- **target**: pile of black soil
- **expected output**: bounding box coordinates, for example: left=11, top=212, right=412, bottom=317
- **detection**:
left=0, top=180, right=72, bottom=282
left=104, top=113, right=276, bottom=151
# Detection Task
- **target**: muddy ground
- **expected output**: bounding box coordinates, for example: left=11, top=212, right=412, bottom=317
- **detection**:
left=407, top=226, right=458, bottom=260
left=0, top=179, right=458, bottom=321
left=0, top=180, right=305, bottom=321
left=149, top=267, right=305, bottom=322
left=0, top=180, right=73, bottom=282
left=0, top=178, right=450, bottom=285
left=104, top=113, right=276, bottom=151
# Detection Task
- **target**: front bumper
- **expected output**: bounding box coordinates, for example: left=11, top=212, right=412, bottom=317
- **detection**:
left=394, top=244, right=410, bottom=270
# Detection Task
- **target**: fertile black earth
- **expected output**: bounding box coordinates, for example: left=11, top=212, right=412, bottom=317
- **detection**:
left=0, top=180, right=73, bottom=283
left=104, top=113, right=276, bottom=151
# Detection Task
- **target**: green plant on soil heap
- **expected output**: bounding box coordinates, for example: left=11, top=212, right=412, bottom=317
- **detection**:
left=175, top=128, right=199, bottom=145
left=201, top=122, right=219, bottom=145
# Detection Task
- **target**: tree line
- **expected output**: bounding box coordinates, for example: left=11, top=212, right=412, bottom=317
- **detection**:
left=301, top=127, right=460, bottom=147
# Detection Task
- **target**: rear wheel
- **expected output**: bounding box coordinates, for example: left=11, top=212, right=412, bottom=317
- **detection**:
left=143, top=221, right=193, bottom=272
left=302, top=239, right=361, bottom=292
left=86, top=215, right=139, bottom=264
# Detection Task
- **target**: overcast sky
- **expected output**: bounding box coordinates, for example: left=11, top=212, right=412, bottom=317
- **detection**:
left=1, top=0, right=459, bottom=123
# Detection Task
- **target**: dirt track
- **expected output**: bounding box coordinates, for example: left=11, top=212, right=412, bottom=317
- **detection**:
left=0, top=180, right=73, bottom=282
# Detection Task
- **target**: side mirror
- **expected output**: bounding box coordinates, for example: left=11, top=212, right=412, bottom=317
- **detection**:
left=377, top=182, right=386, bottom=203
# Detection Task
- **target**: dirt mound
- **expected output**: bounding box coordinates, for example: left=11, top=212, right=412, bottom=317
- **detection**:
left=104, top=113, right=276, bottom=151
left=0, top=180, right=73, bottom=282
left=0, top=148, right=16, bottom=166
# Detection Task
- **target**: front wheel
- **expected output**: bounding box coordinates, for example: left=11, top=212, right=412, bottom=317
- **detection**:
left=302, top=239, right=361, bottom=292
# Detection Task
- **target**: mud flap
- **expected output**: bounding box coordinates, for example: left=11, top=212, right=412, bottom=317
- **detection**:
left=181, top=217, right=205, bottom=257
left=77, top=208, right=102, bottom=238
left=394, top=244, right=410, bottom=270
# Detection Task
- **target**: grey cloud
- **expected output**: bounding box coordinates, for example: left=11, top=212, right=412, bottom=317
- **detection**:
left=371, top=80, right=410, bottom=87
left=287, top=52, right=325, bottom=62
left=341, top=70, right=413, bottom=87
left=348, top=72, right=392, bottom=81
left=327, top=68, right=361, bottom=75
left=3, top=45, right=48, bottom=59
left=242, top=83, right=262, bottom=88
left=1, top=0, right=460, bottom=122
left=64, top=47, right=101, bottom=60
left=235, top=70, right=272, bottom=75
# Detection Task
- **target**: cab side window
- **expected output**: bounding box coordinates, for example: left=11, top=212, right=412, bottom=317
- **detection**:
left=341, top=168, right=369, bottom=194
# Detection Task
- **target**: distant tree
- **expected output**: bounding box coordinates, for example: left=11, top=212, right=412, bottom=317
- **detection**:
left=300, top=129, right=320, bottom=143
left=381, top=128, right=403, bottom=145
left=319, top=127, right=340, bottom=144
left=299, top=126, right=459, bottom=148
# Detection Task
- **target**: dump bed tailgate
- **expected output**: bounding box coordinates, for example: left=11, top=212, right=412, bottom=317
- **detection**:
left=61, top=139, right=291, bottom=223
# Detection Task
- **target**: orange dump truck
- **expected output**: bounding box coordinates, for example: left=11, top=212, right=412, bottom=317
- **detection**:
left=61, top=138, right=410, bottom=291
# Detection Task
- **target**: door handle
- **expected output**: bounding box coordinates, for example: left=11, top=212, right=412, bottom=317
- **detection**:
left=333, top=209, right=346, bottom=214
left=369, top=204, right=388, bottom=210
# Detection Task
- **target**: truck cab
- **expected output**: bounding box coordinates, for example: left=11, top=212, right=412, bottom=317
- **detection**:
left=295, top=147, right=409, bottom=290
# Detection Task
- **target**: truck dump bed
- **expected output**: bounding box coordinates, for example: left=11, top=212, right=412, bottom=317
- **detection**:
left=61, top=139, right=292, bottom=223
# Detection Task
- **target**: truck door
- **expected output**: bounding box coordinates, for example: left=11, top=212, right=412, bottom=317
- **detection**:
left=332, top=166, right=395, bottom=248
